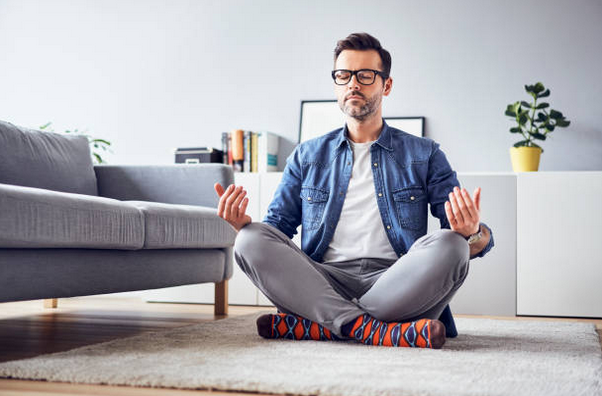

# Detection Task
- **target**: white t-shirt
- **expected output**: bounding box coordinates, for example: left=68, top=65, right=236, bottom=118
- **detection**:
left=322, top=140, right=398, bottom=263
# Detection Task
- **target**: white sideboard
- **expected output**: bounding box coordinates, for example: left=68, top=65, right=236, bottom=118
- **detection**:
left=143, top=171, right=602, bottom=319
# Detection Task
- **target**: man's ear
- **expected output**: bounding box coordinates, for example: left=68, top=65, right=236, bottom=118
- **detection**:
left=383, top=77, right=393, bottom=96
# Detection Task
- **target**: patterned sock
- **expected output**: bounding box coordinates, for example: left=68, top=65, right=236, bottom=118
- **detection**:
left=256, top=313, right=341, bottom=341
left=344, top=314, right=440, bottom=348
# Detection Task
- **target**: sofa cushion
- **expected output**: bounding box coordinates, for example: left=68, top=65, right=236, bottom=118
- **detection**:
left=0, top=120, right=98, bottom=195
left=0, top=183, right=144, bottom=249
left=126, top=201, right=237, bottom=249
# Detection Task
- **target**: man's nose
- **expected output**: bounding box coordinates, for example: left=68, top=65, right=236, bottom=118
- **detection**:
left=347, top=74, right=361, bottom=90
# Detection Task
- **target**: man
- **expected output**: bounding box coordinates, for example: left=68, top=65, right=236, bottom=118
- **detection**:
left=214, top=33, right=494, bottom=349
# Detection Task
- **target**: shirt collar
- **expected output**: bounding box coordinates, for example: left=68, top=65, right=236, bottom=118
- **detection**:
left=334, top=119, right=394, bottom=152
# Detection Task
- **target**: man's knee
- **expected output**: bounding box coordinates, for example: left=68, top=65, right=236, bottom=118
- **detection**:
left=433, top=229, right=470, bottom=267
left=234, top=222, right=272, bottom=257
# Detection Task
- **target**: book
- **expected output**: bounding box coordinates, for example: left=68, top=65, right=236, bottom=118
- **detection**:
left=251, top=132, right=258, bottom=172
left=221, top=132, right=229, bottom=165
left=231, top=129, right=244, bottom=172
left=243, top=130, right=251, bottom=173
left=257, top=131, right=279, bottom=172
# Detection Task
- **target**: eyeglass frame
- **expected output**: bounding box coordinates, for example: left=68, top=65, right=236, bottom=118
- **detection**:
left=331, top=69, right=388, bottom=86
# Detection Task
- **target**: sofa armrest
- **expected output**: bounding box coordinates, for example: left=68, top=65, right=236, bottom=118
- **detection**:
left=94, top=164, right=234, bottom=208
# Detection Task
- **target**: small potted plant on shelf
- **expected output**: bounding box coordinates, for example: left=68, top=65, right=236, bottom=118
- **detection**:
left=505, top=82, right=570, bottom=171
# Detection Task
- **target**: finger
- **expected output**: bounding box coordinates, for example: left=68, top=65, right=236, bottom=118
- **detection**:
left=220, top=184, right=236, bottom=218
left=474, top=187, right=482, bottom=212
left=453, top=187, right=473, bottom=223
left=217, top=184, right=233, bottom=217
left=231, top=189, right=247, bottom=218
left=225, top=186, right=242, bottom=217
left=240, top=196, right=250, bottom=216
left=444, top=201, right=457, bottom=229
left=448, top=191, right=464, bottom=224
left=214, top=182, right=225, bottom=197
left=460, top=188, right=479, bottom=221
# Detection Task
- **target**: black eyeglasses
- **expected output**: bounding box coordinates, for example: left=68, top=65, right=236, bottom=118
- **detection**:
left=331, top=69, right=387, bottom=85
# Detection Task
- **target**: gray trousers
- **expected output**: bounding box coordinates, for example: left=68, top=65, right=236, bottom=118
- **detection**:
left=234, top=222, right=470, bottom=337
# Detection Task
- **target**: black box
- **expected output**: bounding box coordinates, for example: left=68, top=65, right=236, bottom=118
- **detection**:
left=175, top=147, right=224, bottom=164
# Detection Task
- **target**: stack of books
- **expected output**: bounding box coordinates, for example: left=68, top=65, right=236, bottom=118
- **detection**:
left=223, top=130, right=279, bottom=173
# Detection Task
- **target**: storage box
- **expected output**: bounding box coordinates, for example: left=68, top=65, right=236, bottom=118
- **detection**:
left=175, top=147, right=224, bottom=164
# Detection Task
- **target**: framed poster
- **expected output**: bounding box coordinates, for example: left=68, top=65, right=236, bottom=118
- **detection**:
left=383, top=117, right=425, bottom=137
left=298, top=100, right=345, bottom=143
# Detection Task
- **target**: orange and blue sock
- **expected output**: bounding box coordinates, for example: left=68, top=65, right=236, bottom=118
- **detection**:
left=256, top=313, right=341, bottom=341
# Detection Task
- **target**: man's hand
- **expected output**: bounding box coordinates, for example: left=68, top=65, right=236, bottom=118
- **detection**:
left=445, top=186, right=481, bottom=238
left=214, top=183, right=252, bottom=231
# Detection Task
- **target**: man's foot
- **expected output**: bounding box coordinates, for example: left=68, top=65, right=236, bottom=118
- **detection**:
left=343, top=314, right=446, bottom=349
left=256, top=313, right=340, bottom=341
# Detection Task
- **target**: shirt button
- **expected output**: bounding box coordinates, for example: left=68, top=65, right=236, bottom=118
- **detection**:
left=387, top=225, right=391, bottom=229
left=378, top=193, right=382, bottom=197
left=410, top=196, right=415, bottom=201
left=307, top=197, right=312, bottom=201
left=347, top=161, right=351, bottom=166
left=373, top=163, right=378, bottom=167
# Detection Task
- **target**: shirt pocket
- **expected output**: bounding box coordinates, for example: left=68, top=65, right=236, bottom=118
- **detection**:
left=392, top=185, right=427, bottom=231
left=300, top=186, right=329, bottom=231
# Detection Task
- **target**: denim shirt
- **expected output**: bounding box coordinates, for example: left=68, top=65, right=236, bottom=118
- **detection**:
left=263, top=120, right=495, bottom=263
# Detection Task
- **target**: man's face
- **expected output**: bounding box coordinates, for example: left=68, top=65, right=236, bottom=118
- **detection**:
left=333, top=49, right=392, bottom=121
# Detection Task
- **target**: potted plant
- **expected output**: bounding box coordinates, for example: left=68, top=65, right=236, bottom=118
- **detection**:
left=505, top=82, right=570, bottom=171
left=40, top=122, right=112, bottom=164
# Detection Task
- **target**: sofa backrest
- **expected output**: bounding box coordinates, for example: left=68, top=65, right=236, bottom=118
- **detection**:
left=0, top=120, right=98, bottom=196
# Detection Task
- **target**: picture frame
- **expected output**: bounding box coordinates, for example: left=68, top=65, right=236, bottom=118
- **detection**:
left=383, top=117, right=425, bottom=138
left=298, top=100, right=344, bottom=143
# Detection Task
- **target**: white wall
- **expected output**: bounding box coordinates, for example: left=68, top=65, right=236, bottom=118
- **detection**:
left=1, top=0, right=601, bottom=171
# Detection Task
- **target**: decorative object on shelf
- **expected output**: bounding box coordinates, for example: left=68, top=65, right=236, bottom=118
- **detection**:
left=505, top=82, right=570, bottom=172
left=39, top=122, right=112, bottom=164
left=175, top=147, right=223, bottom=164
left=299, top=100, right=344, bottom=143
left=383, top=117, right=425, bottom=137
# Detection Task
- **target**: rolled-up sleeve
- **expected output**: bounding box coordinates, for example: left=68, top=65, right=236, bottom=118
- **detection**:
left=426, top=141, right=494, bottom=259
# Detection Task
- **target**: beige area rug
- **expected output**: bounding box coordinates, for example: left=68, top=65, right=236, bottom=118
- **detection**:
left=1, top=313, right=601, bottom=396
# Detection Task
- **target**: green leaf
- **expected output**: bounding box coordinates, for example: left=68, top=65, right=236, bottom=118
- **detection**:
left=513, top=140, right=530, bottom=147
left=524, top=85, right=534, bottom=94
left=518, top=113, right=529, bottom=125
left=510, top=127, right=522, bottom=133
left=530, top=142, right=544, bottom=152
left=538, top=89, right=550, bottom=98
left=555, top=119, right=570, bottom=127
left=544, top=123, right=556, bottom=132
left=533, top=82, right=545, bottom=94
left=93, top=153, right=103, bottom=164
left=92, top=139, right=111, bottom=145
left=536, top=112, right=548, bottom=122
left=532, top=132, right=547, bottom=140
left=520, top=101, right=533, bottom=108
left=549, top=109, right=563, bottom=119
left=536, top=102, right=549, bottom=109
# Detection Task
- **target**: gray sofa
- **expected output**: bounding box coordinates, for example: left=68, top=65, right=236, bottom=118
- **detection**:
left=0, top=120, right=237, bottom=314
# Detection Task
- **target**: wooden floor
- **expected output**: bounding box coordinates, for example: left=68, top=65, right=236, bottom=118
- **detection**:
left=0, top=297, right=601, bottom=396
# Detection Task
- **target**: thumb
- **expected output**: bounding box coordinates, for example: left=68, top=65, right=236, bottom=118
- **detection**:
left=214, top=182, right=224, bottom=197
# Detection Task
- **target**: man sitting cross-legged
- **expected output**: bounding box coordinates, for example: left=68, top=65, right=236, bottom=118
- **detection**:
left=214, top=32, right=494, bottom=349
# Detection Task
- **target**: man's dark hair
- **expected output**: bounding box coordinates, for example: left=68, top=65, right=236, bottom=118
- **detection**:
left=334, top=32, right=391, bottom=79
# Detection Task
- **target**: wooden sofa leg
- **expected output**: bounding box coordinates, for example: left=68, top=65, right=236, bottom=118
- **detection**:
left=214, top=280, right=228, bottom=316
left=44, top=298, right=58, bottom=308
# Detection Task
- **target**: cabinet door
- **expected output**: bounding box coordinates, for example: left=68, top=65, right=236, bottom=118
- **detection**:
left=517, top=172, right=602, bottom=317
left=428, top=174, right=517, bottom=316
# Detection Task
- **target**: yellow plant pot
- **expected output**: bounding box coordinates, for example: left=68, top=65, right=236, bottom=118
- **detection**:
left=509, top=146, right=542, bottom=172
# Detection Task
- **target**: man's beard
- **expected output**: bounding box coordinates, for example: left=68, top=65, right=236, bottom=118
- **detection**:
left=339, top=91, right=380, bottom=121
